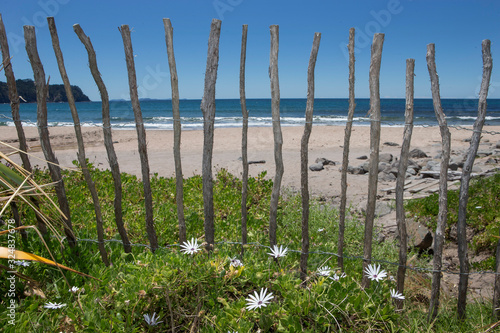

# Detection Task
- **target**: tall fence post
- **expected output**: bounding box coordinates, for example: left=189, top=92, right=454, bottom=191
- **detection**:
left=426, top=43, right=451, bottom=322
left=47, top=17, right=109, bottom=266
left=395, top=58, right=415, bottom=308
left=0, top=14, right=42, bottom=238
left=338, top=27, right=356, bottom=271
left=269, top=24, right=283, bottom=248
left=201, top=19, right=222, bottom=251
left=361, top=33, right=384, bottom=289
left=163, top=18, right=186, bottom=245
left=120, top=24, right=158, bottom=253
left=300, top=32, right=321, bottom=282
left=240, top=24, right=249, bottom=252
left=73, top=24, right=132, bottom=253
left=456, top=39, right=492, bottom=320
left=23, top=25, right=76, bottom=248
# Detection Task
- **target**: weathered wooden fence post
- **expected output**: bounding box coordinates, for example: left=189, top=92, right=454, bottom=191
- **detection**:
left=23, top=25, right=76, bottom=248
left=361, top=33, right=384, bottom=289
left=163, top=18, right=186, bottom=245
left=456, top=39, right=492, bottom=320
left=269, top=24, right=283, bottom=248
left=73, top=24, right=132, bottom=253
left=120, top=24, right=158, bottom=253
left=47, top=17, right=109, bottom=266
left=0, top=14, right=40, bottom=238
left=426, top=43, right=451, bottom=322
left=395, top=58, right=415, bottom=309
left=300, top=32, right=321, bottom=282
left=201, top=19, right=222, bottom=251
left=338, top=27, right=356, bottom=270
left=240, top=24, right=249, bottom=252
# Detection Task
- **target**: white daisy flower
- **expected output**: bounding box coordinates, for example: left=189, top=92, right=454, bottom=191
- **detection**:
left=245, top=287, right=274, bottom=310
left=143, top=312, right=163, bottom=326
left=14, top=260, right=30, bottom=267
left=329, top=272, right=347, bottom=282
left=267, top=245, right=288, bottom=259
left=316, top=266, right=331, bottom=277
left=69, top=286, right=80, bottom=293
left=364, top=264, right=387, bottom=282
left=180, top=238, right=202, bottom=255
left=390, top=289, right=405, bottom=300
left=229, top=257, right=243, bottom=267
left=44, top=302, right=66, bottom=309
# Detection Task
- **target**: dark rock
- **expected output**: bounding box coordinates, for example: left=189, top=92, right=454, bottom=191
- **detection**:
left=448, top=162, right=459, bottom=171
left=360, top=162, right=370, bottom=173
left=357, top=155, right=368, bottom=160
left=248, top=160, right=266, bottom=164
left=309, top=163, right=324, bottom=171
left=384, top=141, right=399, bottom=147
left=315, top=157, right=336, bottom=166
left=496, top=141, right=500, bottom=149
left=409, top=148, right=428, bottom=158
left=406, top=219, right=433, bottom=255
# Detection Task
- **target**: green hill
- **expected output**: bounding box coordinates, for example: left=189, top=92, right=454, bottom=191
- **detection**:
left=0, top=79, right=90, bottom=103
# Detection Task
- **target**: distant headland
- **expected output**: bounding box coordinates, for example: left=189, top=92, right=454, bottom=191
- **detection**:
left=0, top=79, right=90, bottom=103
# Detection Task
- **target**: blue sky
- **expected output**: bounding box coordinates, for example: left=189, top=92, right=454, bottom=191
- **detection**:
left=1, top=0, right=499, bottom=101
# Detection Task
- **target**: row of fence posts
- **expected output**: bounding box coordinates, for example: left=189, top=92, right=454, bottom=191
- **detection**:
left=0, top=13, right=498, bottom=322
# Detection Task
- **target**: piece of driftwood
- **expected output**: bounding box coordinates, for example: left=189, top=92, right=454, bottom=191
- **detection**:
left=48, top=17, right=109, bottom=265
left=300, top=32, right=321, bottom=281
left=338, top=27, right=356, bottom=270
left=201, top=19, right=222, bottom=251
left=426, top=43, right=451, bottom=322
left=362, top=33, right=384, bottom=289
left=240, top=24, right=249, bottom=251
left=456, top=40, right=492, bottom=320
left=73, top=24, right=132, bottom=253
left=395, top=58, right=415, bottom=309
left=23, top=25, right=76, bottom=248
left=268, top=25, right=284, bottom=247
left=163, top=18, right=186, bottom=245
left=120, top=24, right=158, bottom=252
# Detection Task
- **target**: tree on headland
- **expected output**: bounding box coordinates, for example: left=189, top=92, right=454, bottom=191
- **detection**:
left=0, top=78, right=90, bottom=103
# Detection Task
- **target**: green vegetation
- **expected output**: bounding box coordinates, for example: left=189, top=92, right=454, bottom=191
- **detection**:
left=1, top=164, right=497, bottom=332
left=0, top=79, right=90, bottom=103
left=405, top=172, right=500, bottom=256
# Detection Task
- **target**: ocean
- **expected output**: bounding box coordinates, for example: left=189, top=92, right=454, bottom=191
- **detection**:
left=1, top=98, right=500, bottom=130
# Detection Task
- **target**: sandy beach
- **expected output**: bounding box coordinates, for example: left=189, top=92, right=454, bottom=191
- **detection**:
left=2, top=125, right=499, bottom=209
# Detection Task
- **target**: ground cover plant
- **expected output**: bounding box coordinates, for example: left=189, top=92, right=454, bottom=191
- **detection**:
left=1, top=162, right=498, bottom=332
left=405, top=172, right=500, bottom=269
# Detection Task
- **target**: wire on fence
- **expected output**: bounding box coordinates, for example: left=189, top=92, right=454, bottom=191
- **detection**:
left=72, top=235, right=500, bottom=277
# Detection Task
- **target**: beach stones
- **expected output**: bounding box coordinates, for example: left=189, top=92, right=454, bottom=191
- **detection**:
left=309, top=157, right=336, bottom=171
left=409, top=148, right=428, bottom=158
left=309, top=162, right=324, bottom=171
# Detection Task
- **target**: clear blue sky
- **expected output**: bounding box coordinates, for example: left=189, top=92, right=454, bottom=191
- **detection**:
left=1, top=0, right=499, bottom=101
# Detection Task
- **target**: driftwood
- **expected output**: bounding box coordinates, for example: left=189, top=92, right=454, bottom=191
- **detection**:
left=163, top=18, right=186, bottom=244
left=426, top=43, right=451, bottom=322
left=23, top=25, right=76, bottom=247
left=73, top=24, right=132, bottom=253
left=47, top=17, right=109, bottom=266
left=240, top=24, right=249, bottom=251
left=361, top=33, right=384, bottom=289
left=268, top=25, right=283, bottom=247
left=201, top=19, right=222, bottom=251
left=338, top=27, right=355, bottom=270
left=395, top=58, right=415, bottom=308
left=0, top=14, right=45, bottom=236
left=300, top=32, right=321, bottom=281
left=120, top=24, right=158, bottom=252
left=456, top=40, right=492, bottom=320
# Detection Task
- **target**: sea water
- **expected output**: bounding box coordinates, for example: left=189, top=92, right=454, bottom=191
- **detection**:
left=1, top=98, right=500, bottom=130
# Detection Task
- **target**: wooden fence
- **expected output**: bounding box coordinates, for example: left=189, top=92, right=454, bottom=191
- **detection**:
left=0, top=13, right=497, bottom=322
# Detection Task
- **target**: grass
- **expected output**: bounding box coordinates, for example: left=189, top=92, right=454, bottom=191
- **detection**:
left=405, top=172, right=500, bottom=265
left=0, top=163, right=498, bottom=332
